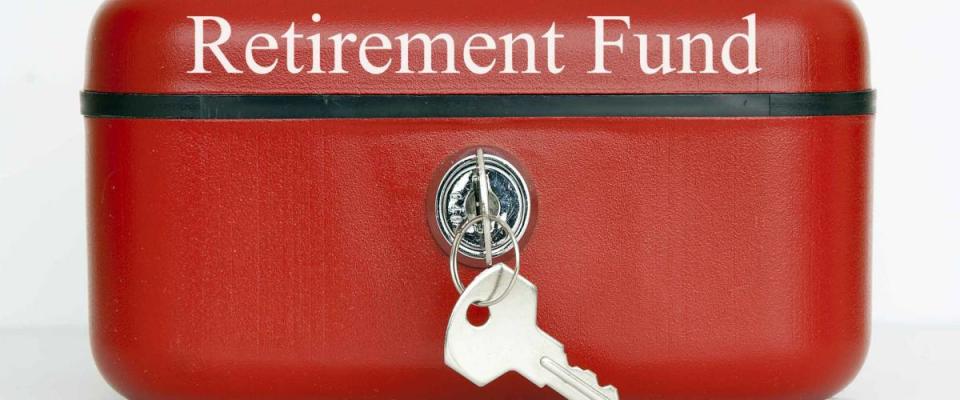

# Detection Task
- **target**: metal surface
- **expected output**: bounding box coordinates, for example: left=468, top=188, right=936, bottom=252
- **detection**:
left=475, top=149, right=495, bottom=265
left=449, top=215, right=521, bottom=307
left=436, top=151, right=531, bottom=260
left=445, top=264, right=620, bottom=400
left=86, top=3, right=872, bottom=397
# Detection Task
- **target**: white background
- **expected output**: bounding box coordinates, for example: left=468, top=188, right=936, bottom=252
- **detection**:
left=0, top=0, right=957, bottom=398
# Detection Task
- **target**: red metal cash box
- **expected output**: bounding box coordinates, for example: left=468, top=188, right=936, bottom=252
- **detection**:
left=83, top=0, right=873, bottom=398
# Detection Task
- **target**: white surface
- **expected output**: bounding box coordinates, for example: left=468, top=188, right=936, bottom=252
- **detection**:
left=0, top=324, right=957, bottom=399
left=0, top=327, right=118, bottom=400
left=0, top=0, right=958, bottom=398
left=863, top=0, right=960, bottom=327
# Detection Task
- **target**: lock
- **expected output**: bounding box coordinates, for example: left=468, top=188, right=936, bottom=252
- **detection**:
left=433, top=149, right=532, bottom=263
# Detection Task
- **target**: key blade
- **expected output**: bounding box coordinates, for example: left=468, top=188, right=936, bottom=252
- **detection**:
left=541, top=357, right=620, bottom=400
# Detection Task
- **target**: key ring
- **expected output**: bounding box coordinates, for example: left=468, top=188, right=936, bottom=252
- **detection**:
left=449, top=214, right=521, bottom=307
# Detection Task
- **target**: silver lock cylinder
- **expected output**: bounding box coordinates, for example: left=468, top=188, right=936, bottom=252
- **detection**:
left=434, top=150, right=532, bottom=262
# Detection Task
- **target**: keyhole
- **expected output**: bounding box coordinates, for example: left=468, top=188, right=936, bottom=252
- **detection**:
left=464, top=173, right=501, bottom=221
left=466, top=304, right=490, bottom=327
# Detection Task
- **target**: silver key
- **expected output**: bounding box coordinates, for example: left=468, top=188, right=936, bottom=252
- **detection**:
left=445, top=264, right=619, bottom=400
